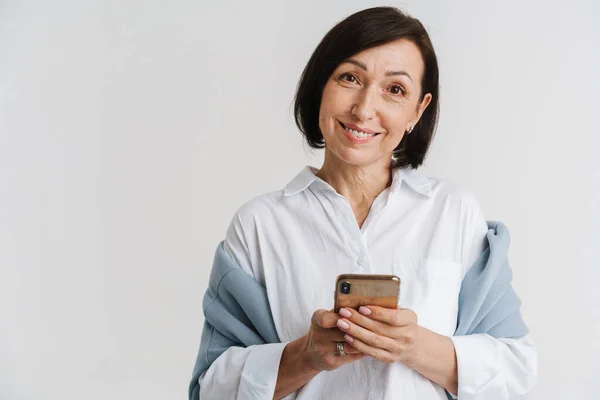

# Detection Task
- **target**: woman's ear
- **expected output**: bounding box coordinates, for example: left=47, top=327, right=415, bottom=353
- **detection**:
left=410, top=93, right=432, bottom=128
left=420, top=93, right=433, bottom=114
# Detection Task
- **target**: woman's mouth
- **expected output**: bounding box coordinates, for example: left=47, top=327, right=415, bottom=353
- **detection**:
left=339, top=121, right=380, bottom=143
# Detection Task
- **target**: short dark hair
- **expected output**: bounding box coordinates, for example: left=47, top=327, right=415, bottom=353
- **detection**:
left=293, top=6, right=440, bottom=170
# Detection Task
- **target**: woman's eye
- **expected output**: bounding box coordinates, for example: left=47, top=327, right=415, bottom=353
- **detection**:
left=340, top=73, right=357, bottom=83
left=390, top=85, right=405, bottom=95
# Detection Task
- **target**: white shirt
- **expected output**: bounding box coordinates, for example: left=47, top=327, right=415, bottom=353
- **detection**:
left=198, top=166, right=537, bottom=400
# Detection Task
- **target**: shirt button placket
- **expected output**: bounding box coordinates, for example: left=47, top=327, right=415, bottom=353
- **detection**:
left=340, top=199, right=370, bottom=273
left=357, top=255, right=369, bottom=272
left=369, top=360, right=383, bottom=399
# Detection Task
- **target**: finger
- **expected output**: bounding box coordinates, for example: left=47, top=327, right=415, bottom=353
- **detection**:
left=337, top=317, right=400, bottom=354
left=360, top=306, right=417, bottom=327
left=312, top=309, right=339, bottom=329
left=333, top=340, right=361, bottom=356
left=338, top=307, right=395, bottom=337
left=324, top=327, right=358, bottom=343
left=344, top=334, right=395, bottom=364
left=321, top=329, right=362, bottom=355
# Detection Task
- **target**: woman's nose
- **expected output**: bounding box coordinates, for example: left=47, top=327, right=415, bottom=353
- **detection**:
left=351, top=87, right=377, bottom=121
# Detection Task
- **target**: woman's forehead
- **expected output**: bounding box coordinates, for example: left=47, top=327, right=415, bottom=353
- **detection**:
left=342, top=39, right=425, bottom=80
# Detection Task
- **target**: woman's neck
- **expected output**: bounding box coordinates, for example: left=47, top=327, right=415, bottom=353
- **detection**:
left=316, top=154, right=392, bottom=226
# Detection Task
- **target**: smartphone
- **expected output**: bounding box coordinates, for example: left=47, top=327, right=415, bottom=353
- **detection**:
left=334, top=274, right=401, bottom=312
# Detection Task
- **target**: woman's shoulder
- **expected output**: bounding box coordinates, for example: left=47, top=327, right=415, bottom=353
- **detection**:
left=401, top=168, right=483, bottom=207
left=229, top=188, right=286, bottom=223
left=403, top=170, right=488, bottom=234
left=229, top=165, right=316, bottom=222
left=224, top=187, right=293, bottom=253
left=222, top=190, right=286, bottom=282
left=418, top=173, right=490, bottom=267
left=431, top=176, right=481, bottom=204
left=434, top=176, right=486, bottom=219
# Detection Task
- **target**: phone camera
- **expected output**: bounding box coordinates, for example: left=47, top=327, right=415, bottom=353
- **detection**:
left=341, top=281, right=351, bottom=294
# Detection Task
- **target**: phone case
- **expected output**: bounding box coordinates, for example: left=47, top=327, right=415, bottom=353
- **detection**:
left=334, top=274, right=401, bottom=312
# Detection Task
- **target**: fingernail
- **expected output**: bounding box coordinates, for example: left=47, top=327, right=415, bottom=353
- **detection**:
left=337, top=319, right=350, bottom=330
left=359, top=306, right=371, bottom=316
left=344, top=334, right=354, bottom=343
left=339, top=308, right=352, bottom=318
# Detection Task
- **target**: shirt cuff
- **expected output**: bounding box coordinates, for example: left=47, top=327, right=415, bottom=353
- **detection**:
left=237, top=342, right=289, bottom=400
left=450, top=334, right=503, bottom=399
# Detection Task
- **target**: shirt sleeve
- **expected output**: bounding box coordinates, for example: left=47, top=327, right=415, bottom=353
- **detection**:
left=222, top=205, right=266, bottom=285
left=198, top=343, right=292, bottom=400
left=459, top=193, right=489, bottom=273
left=449, top=334, right=538, bottom=399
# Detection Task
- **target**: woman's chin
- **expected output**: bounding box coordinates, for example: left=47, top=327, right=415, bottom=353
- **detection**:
left=331, top=148, right=380, bottom=167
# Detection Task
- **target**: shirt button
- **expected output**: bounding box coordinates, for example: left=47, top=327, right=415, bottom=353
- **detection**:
left=372, top=360, right=380, bottom=370
left=357, top=256, right=367, bottom=266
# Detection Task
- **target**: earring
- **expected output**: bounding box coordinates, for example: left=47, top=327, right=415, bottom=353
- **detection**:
left=406, top=126, right=414, bottom=134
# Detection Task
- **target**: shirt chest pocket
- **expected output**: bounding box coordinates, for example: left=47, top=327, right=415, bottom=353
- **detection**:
left=392, top=259, right=463, bottom=336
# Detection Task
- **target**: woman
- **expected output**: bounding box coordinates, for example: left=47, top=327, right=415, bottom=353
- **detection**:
left=190, top=6, right=537, bottom=399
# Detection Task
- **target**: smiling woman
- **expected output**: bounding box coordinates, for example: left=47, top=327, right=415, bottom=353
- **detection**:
left=189, top=6, right=537, bottom=400
left=317, top=40, right=432, bottom=169
left=294, top=9, right=440, bottom=172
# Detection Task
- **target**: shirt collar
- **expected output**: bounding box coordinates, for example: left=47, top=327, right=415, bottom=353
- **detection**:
left=283, top=165, right=433, bottom=197
left=283, top=166, right=321, bottom=196
left=391, top=167, right=433, bottom=197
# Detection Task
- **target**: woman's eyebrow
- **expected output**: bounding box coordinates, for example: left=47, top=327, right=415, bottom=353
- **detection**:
left=340, top=58, right=413, bottom=82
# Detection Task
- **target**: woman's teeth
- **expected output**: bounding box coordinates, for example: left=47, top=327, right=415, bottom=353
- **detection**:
left=344, top=126, right=375, bottom=138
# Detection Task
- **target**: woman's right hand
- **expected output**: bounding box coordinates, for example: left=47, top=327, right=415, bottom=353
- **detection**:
left=274, top=309, right=365, bottom=399
left=302, top=308, right=365, bottom=371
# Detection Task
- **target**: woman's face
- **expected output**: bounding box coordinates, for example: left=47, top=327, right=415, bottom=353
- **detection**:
left=318, top=39, right=432, bottom=169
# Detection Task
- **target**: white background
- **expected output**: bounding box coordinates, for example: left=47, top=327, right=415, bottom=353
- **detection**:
left=1, top=0, right=599, bottom=399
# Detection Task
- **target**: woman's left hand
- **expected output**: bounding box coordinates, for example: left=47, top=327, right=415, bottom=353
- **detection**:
left=335, top=306, right=422, bottom=364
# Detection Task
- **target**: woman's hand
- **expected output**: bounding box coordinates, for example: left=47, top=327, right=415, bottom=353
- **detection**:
left=302, top=308, right=366, bottom=371
left=335, top=306, right=421, bottom=364
left=274, top=309, right=366, bottom=399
